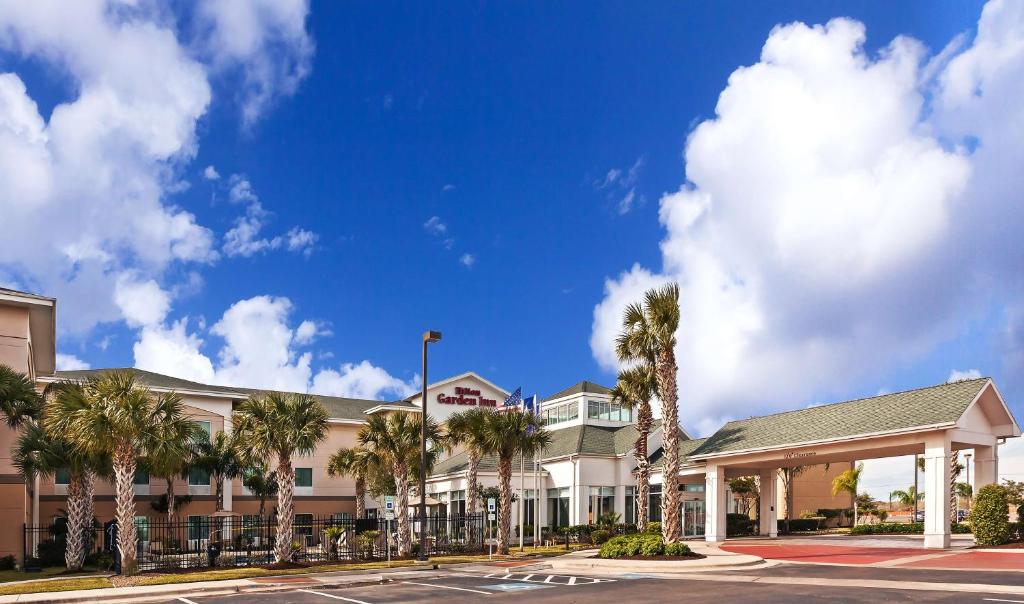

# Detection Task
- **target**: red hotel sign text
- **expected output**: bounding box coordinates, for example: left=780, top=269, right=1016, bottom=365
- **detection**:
left=437, top=387, right=498, bottom=407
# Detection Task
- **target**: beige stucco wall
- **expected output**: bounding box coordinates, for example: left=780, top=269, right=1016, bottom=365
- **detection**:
left=0, top=305, right=31, bottom=376
left=777, top=462, right=854, bottom=518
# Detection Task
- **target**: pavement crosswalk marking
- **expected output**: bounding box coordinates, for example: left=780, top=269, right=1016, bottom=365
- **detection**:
left=480, top=572, right=615, bottom=585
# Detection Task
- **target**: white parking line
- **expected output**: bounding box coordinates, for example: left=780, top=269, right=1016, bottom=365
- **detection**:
left=177, top=599, right=200, bottom=604
left=984, top=600, right=1024, bottom=603
left=296, top=589, right=375, bottom=604
left=403, top=581, right=492, bottom=595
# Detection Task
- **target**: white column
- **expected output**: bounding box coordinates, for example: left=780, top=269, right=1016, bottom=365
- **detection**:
left=923, top=434, right=951, bottom=549
left=614, top=485, right=626, bottom=523
left=705, top=465, right=727, bottom=543
left=758, top=468, right=777, bottom=538
left=974, top=444, right=998, bottom=490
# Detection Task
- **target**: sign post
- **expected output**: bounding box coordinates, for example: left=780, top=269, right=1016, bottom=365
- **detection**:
left=384, top=496, right=395, bottom=566
left=487, top=497, right=496, bottom=560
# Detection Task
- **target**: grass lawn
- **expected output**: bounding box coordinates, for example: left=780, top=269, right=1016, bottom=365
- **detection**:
left=0, top=567, right=108, bottom=583
left=0, top=545, right=592, bottom=596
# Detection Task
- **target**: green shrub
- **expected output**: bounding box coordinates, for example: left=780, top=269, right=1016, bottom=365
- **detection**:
left=355, top=530, right=380, bottom=559
left=0, top=554, right=15, bottom=570
left=591, top=529, right=611, bottom=545
left=645, top=521, right=661, bottom=534
left=664, top=541, right=691, bottom=556
left=779, top=518, right=820, bottom=532
left=851, top=522, right=923, bottom=535
left=35, top=539, right=66, bottom=567
left=971, top=484, right=1010, bottom=546
left=638, top=535, right=664, bottom=557
left=727, top=513, right=755, bottom=536
left=598, top=533, right=688, bottom=558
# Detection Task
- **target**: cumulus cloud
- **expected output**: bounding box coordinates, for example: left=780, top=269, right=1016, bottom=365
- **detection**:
left=55, top=353, right=90, bottom=371
left=0, top=1, right=315, bottom=334
left=195, top=0, right=314, bottom=127
left=948, top=368, right=983, bottom=382
left=423, top=216, right=447, bottom=236
left=203, top=165, right=221, bottom=180
left=591, top=4, right=1024, bottom=435
left=222, top=175, right=317, bottom=257
left=132, top=295, right=412, bottom=400
left=459, top=253, right=477, bottom=268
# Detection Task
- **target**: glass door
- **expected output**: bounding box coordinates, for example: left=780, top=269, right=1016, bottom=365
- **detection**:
left=682, top=500, right=705, bottom=538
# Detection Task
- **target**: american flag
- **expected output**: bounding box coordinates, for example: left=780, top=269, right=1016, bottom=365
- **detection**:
left=503, top=387, right=522, bottom=409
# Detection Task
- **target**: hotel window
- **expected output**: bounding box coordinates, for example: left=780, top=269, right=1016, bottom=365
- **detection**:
left=295, top=513, right=313, bottom=538
left=541, top=402, right=579, bottom=426
left=649, top=484, right=663, bottom=522
left=547, top=488, right=570, bottom=529
left=332, top=512, right=351, bottom=522
left=683, top=484, right=705, bottom=493
left=133, top=468, right=150, bottom=485
left=588, top=487, right=615, bottom=523
left=523, top=489, right=536, bottom=528
left=625, top=486, right=636, bottom=525
left=450, top=490, right=466, bottom=515
left=193, top=420, right=212, bottom=442
left=135, top=517, right=149, bottom=543
left=188, top=467, right=210, bottom=486
left=55, top=468, right=71, bottom=486
left=436, top=492, right=449, bottom=515
left=242, top=515, right=261, bottom=539
left=295, top=468, right=313, bottom=488
left=588, top=400, right=632, bottom=422
left=188, top=515, right=207, bottom=541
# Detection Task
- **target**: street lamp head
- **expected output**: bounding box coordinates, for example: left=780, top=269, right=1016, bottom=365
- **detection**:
left=423, top=330, right=442, bottom=343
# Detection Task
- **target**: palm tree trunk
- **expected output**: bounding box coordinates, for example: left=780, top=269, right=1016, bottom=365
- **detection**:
left=215, top=472, right=225, bottom=512
left=497, top=455, right=512, bottom=555
left=634, top=401, right=652, bottom=532
left=467, top=450, right=481, bottom=516
left=273, top=457, right=295, bottom=563
left=950, top=450, right=959, bottom=524
left=166, top=477, right=176, bottom=522
left=394, top=463, right=411, bottom=556
left=83, top=470, right=96, bottom=556
left=113, top=442, right=139, bottom=575
left=354, top=476, right=366, bottom=519
left=656, top=346, right=682, bottom=543
left=64, top=471, right=86, bottom=571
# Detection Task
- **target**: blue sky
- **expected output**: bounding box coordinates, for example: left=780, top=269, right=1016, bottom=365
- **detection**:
left=2, top=1, right=1023, bottom=495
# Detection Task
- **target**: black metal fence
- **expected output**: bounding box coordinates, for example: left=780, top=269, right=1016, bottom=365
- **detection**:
left=24, top=513, right=485, bottom=573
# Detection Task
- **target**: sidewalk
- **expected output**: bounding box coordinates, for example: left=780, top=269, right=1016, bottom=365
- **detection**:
left=547, top=542, right=768, bottom=574
left=0, top=564, right=449, bottom=604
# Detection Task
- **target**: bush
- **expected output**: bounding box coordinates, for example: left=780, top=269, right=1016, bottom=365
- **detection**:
left=971, top=484, right=1010, bottom=546
left=779, top=518, right=820, bottom=532
left=35, top=539, right=66, bottom=567
left=726, top=513, right=754, bottom=536
left=84, top=551, right=114, bottom=571
left=355, top=530, right=380, bottom=559
left=598, top=533, right=691, bottom=558
left=0, top=555, right=15, bottom=570
left=850, top=522, right=973, bottom=536
left=591, top=529, right=611, bottom=545
left=645, top=521, right=661, bottom=534
left=664, top=541, right=691, bottom=556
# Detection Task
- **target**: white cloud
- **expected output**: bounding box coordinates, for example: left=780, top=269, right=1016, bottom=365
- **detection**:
left=286, top=227, right=318, bottom=255
left=222, top=175, right=317, bottom=257
left=441, top=184, right=455, bottom=192
left=596, top=156, right=645, bottom=215
left=114, top=274, right=172, bottom=328
left=948, top=368, right=983, bottom=382
left=459, top=253, right=476, bottom=268
left=312, top=360, right=419, bottom=400
left=196, top=0, right=314, bottom=127
left=591, top=5, right=1024, bottom=433
left=203, top=165, right=220, bottom=180
left=0, top=1, right=315, bottom=334
left=132, top=294, right=411, bottom=401
left=55, top=353, right=89, bottom=371
left=423, top=216, right=447, bottom=236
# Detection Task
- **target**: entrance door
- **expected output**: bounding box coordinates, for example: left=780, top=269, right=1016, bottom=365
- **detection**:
left=682, top=500, right=705, bottom=538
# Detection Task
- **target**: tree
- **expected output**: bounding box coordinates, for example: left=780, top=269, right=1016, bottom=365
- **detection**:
left=610, top=363, right=656, bottom=532
left=778, top=466, right=807, bottom=531
left=955, top=482, right=973, bottom=510
left=43, top=371, right=162, bottom=575
left=832, top=463, right=864, bottom=526
left=445, top=407, right=495, bottom=516
left=729, top=476, right=759, bottom=516
left=890, top=486, right=922, bottom=510
left=241, top=467, right=278, bottom=517
left=0, top=364, right=42, bottom=426
left=615, top=283, right=683, bottom=543
left=12, top=420, right=100, bottom=571
left=233, top=391, right=328, bottom=563
left=357, top=411, right=443, bottom=557
left=949, top=451, right=964, bottom=523
left=327, top=446, right=379, bottom=519
left=146, top=391, right=201, bottom=521
left=194, top=430, right=244, bottom=513
left=479, top=408, right=550, bottom=555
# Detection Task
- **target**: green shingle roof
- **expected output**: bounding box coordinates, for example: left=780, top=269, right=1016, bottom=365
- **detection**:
left=691, top=378, right=991, bottom=458
left=543, top=380, right=611, bottom=402
left=434, top=422, right=643, bottom=475
left=650, top=437, right=708, bottom=470
left=53, top=368, right=415, bottom=422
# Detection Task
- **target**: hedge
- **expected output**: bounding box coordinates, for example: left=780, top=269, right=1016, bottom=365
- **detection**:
left=727, top=513, right=755, bottom=536
left=598, top=533, right=691, bottom=558
left=971, top=484, right=1010, bottom=546
left=850, top=522, right=973, bottom=536
left=779, top=518, right=821, bottom=532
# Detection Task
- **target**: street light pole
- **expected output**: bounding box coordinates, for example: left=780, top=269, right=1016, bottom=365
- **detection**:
left=418, top=330, right=442, bottom=562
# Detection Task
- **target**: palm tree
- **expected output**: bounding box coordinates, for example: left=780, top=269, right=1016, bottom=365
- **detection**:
left=12, top=421, right=100, bottom=570
left=445, top=407, right=495, bottom=516
left=615, top=283, right=682, bottom=543
left=194, top=429, right=244, bottom=513
left=479, top=408, right=550, bottom=555
left=327, top=446, right=378, bottom=519
left=43, top=371, right=161, bottom=575
left=832, top=463, right=864, bottom=526
left=950, top=451, right=964, bottom=523
left=147, top=391, right=201, bottom=521
left=610, top=363, right=656, bottom=532
left=242, top=467, right=279, bottom=517
left=890, top=486, right=922, bottom=511
left=233, top=391, right=328, bottom=562
left=0, top=364, right=42, bottom=426
left=357, top=412, right=443, bottom=557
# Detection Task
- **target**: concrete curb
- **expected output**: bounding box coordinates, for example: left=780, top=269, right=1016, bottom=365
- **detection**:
left=546, top=544, right=767, bottom=574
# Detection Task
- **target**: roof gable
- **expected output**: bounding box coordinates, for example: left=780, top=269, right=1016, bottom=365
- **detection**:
left=543, top=380, right=611, bottom=402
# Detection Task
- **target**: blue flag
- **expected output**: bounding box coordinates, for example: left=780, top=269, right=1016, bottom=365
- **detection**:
left=523, top=394, right=538, bottom=414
